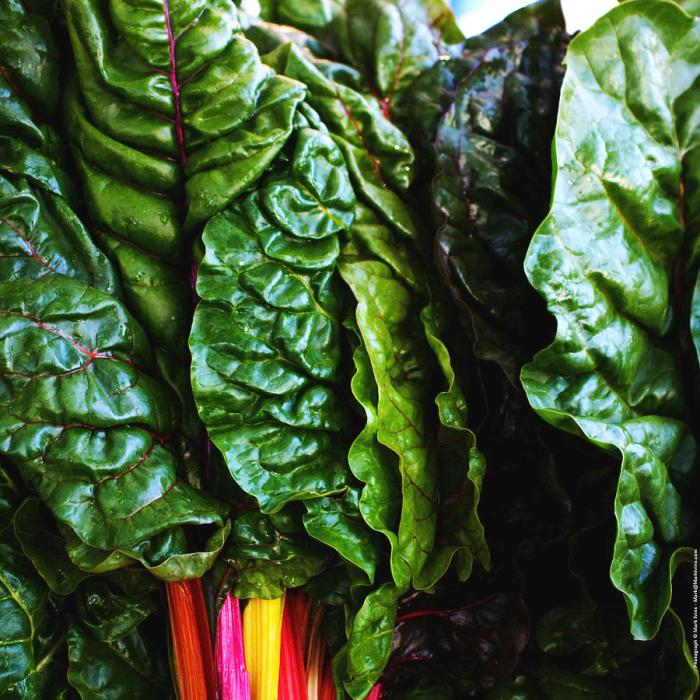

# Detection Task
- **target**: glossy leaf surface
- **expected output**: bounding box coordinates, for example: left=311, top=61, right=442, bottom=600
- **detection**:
left=217, top=509, right=329, bottom=600
left=522, top=0, right=700, bottom=639
left=432, top=0, right=568, bottom=379
left=0, top=466, right=70, bottom=698
left=191, top=127, right=355, bottom=511
left=0, top=275, right=225, bottom=557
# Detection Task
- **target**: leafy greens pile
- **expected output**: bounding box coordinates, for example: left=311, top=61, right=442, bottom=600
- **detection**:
left=1, top=0, right=698, bottom=697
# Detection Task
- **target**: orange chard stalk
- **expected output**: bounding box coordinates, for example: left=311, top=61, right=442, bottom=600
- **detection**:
left=166, top=579, right=217, bottom=700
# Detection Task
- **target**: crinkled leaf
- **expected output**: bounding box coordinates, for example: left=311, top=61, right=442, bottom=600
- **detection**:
left=0, top=0, right=59, bottom=115
left=432, top=0, right=567, bottom=380
left=345, top=320, right=402, bottom=580
left=217, top=509, right=330, bottom=600
left=263, top=42, right=419, bottom=232
left=415, top=303, right=489, bottom=589
left=330, top=0, right=460, bottom=120
left=190, top=127, right=355, bottom=512
left=63, top=0, right=302, bottom=225
left=61, top=521, right=230, bottom=582
left=338, top=245, right=438, bottom=588
left=521, top=0, right=700, bottom=640
left=261, top=0, right=462, bottom=120
left=63, top=0, right=305, bottom=363
left=0, top=275, right=225, bottom=563
left=0, top=170, right=120, bottom=294
left=339, top=216, right=487, bottom=593
left=0, top=3, right=118, bottom=296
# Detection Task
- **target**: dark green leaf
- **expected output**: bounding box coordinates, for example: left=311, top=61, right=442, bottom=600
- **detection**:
left=13, top=498, right=89, bottom=595
left=415, top=303, right=489, bottom=589
left=303, top=488, right=382, bottom=584
left=66, top=623, right=168, bottom=700
left=432, top=0, right=567, bottom=379
left=521, top=0, right=700, bottom=640
left=261, top=0, right=343, bottom=33
left=0, top=275, right=225, bottom=562
left=217, top=508, right=330, bottom=599
left=338, top=243, right=438, bottom=589
left=0, top=467, right=70, bottom=699
left=342, top=583, right=400, bottom=699
left=330, top=0, right=460, bottom=119
left=345, top=321, right=402, bottom=580
left=61, top=521, right=230, bottom=582
left=263, top=42, right=419, bottom=226
left=0, top=0, right=59, bottom=115
left=73, top=579, right=157, bottom=643
left=190, top=127, right=355, bottom=512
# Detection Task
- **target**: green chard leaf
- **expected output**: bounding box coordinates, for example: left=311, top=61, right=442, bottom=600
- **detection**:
left=259, top=33, right=488, bottom=596
left=338, top=238, right=438, bottom=589
left=432, top=0, right=568, bottom=380
left=0, top=465, right=71, bottom=699
left=303, top=486, right=382, bottom=586
left=191, top=127, right=355, bottom=510
left=1, top=0, right=59, bottom=116
left=341, top=583, right=400, bottom=700
left=0, top=0, right=118, bottom=295
left=260, top=0, right=344, bottom=33
left=415, top=303, right=489, bottom=589
left=214, top=507, right=330, bottom=600
left=248, top=24, right=490, bottom=693
left=259, top=0, right=463, bottom=121
left=330, top=0, right=462, bottom=120
left=0, top=0, right=226, bottom=575
left=521, top=0, right=700, bottom=640
left=62, top=0, right=307, bottom=491
left=0, top=275, right=225, bottom=563
left=262, top=42, right=419, bottom=233
left=338, top=205, right=488, bottom=594
left=344, top=322, right=402, bottom=579
left=190, top=123, right=384, bottom=586
left=13, top=498, right=90, bottom=596
left=66, top=622, right=169, bottom=700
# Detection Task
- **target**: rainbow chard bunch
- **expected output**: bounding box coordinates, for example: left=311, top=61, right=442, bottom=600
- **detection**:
left=1, top=0, right=699, bottom=698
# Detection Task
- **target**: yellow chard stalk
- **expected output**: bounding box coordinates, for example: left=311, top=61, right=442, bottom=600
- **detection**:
left=243, top=595, right=285, bottom=700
